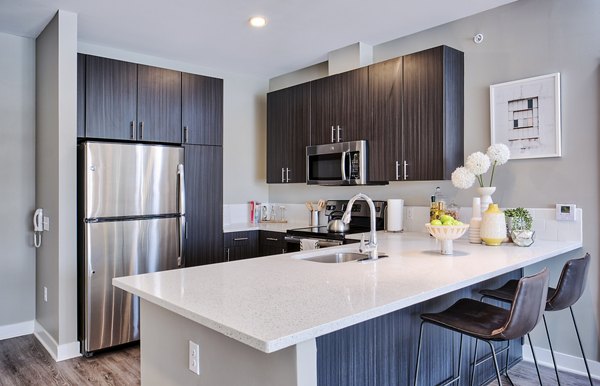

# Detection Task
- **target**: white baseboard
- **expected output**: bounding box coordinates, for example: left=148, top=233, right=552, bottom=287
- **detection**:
left=33, top=321, right=81, bottom=362
left=0, top=320, right=34, bottom=340
left=523, top=344, right=600, bottom=380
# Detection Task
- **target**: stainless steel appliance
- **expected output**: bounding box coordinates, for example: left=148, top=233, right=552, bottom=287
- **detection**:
left=79, top=141, right=185, bottom=355
left=306, top=140, right=368, bottom=185
left=285, top=199, right=386, bottom=252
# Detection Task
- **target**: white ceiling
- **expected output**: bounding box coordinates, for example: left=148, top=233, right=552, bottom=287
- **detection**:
left=0, top=0, right=517, bottom=78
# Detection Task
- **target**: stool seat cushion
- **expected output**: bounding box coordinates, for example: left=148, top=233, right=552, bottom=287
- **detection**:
left=421, top=298, right=509, bottom=340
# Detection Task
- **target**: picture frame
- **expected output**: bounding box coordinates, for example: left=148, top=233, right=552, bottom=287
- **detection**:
left=490, top=73, right=561, bottom=159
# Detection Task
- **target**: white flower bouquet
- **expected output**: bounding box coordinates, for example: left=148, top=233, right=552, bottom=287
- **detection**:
left=451, top=144, right=510, bottom=189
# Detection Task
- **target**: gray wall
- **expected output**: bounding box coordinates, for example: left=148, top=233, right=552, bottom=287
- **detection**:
left=269, top=0, right=600, bottom=360
left=35, top=10, right=78, bottom=347
left=0, top=33, right=36, bottom=328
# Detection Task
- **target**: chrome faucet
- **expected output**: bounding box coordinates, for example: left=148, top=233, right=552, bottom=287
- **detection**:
left=342, top=193, right=379, bottom=260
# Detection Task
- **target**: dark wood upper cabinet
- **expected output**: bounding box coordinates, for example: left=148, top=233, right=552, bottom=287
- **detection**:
left=367, top=57, right=403, bottom=182
left=77, top=53, right=86, bottom=138
left=266, top=82, right=311, bottom=183
left=85, top=55, right=137, bottom=140
left=402, top=46, right=464, bottom=181
left=137, top=65, right=182, bottom=143
left=184, top=144, right=223, bottom=267
left=310, top=67, right=369, bottom=145
left=182, top=73, right=223, bottom=146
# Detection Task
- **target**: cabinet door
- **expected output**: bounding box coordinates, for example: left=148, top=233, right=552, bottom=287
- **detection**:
left=224, top=231, right=259, bottom=261
left=403, top=46, right=463, bottom=181
left=368, top=57, right=403, bottom=181
left=77, top=54, right=86, bottom=138
left=259, top=231, right=287, bottom=256
left=137, top=65, right=182, bottom=143
left=182, top=73, right=223, bottom=146
left=310, top=67, right=368, bottom=145
left=184, top=145, right=223, bottom=266
left=85, top=55, right=137, bottom=140
left=266, top=82, right=311, bottom=183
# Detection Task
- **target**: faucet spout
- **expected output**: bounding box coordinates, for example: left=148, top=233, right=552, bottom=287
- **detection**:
left=342, top=193, right=379, bottom=259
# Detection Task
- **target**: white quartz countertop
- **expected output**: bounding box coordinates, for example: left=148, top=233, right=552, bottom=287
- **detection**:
left=113, top=231, right=581, bottom=353
left=223, top=221, right=308, bottom=233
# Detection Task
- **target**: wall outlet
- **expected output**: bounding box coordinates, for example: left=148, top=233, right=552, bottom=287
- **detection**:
left=43, top=286, right=48, bottom=302
left=188, top=340, right=200, bottom=375
left=43, top=216, right=50, bottom=231
left=556, top=204, right=577, bottom=221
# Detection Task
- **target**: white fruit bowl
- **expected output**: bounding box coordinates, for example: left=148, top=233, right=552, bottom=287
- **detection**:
left=425, top=223, right=470, bottom=255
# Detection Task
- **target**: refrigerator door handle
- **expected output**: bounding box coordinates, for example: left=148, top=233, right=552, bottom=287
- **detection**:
left=177, top=164, right=186, bottom=267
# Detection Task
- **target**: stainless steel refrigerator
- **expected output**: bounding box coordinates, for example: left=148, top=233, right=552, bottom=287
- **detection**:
left=79, top=141, right=185, bottom=355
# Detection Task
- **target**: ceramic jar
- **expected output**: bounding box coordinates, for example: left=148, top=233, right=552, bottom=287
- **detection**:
left=480, top=204, right=506, bottom=246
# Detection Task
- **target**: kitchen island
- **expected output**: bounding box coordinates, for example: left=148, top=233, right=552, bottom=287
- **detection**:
left=114, top=231, right=582, bottom=385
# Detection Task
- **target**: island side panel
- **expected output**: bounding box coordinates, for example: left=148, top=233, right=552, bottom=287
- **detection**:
left=140, top=299, right=317, bottom=386
left=316, top=269, right=523, bottom=386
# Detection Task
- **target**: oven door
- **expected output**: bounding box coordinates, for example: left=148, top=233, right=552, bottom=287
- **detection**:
left=284, top=236, right=344, bottom=252
left=306, top=141, right=367, bottom=185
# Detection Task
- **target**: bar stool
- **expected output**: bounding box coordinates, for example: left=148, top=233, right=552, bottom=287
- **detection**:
left=414, top=268, right=549, bottom=386
left=479, top=253, right=592, bottom=386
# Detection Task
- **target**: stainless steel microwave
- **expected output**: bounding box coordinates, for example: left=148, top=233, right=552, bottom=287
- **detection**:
left=306, top=140, right=368, bottom=185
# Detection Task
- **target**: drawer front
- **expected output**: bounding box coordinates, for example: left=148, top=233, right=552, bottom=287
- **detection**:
left=260, top=231, right=285, bottom=246
left=224, top=231, right=258, bottom=260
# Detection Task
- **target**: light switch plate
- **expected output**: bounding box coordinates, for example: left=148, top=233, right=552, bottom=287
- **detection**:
left=556, top=204, right=576, bottom=221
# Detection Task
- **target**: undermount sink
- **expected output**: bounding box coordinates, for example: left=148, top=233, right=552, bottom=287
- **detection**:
left=301, top=252, right=388, bottom=264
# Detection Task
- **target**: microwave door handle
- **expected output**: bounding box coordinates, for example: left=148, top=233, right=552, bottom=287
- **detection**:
left=341, top=151, right=348, bottom=181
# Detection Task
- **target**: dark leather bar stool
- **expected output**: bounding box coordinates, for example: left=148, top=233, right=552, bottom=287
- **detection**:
left=479, top=253, right=592, bottom=386
left=414, top=268, right=549, bottom=386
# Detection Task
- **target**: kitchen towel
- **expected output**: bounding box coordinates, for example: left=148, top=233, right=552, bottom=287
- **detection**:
left=387, top=199, right=404, bottom=232
left=300, top=239, right=320, bottom=251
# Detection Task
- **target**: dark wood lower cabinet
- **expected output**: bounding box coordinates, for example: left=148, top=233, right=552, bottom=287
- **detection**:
left=184, top=145, right=223, bottom=266
left=259, top=231, right=287, bottom=256
left=224, top=231, right=259, bottom=261
left=316, top=269, right=522, bottom=386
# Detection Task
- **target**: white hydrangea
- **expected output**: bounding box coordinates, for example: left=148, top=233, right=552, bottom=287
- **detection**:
left=451, top=167, right=476, bottom=189
left=487, top=143, right=510, bottom=165
left=465, top=152, right=491, bottom=175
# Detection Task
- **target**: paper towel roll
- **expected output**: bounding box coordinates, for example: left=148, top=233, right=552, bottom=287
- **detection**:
left=387, top=199, right=404, bottom=232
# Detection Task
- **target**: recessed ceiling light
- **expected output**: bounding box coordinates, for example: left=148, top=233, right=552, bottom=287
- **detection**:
left=249, top=16, right=267, bottom=28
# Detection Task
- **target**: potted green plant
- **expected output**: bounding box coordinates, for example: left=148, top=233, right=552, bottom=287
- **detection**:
left=504, top=208, right=534, bottom=246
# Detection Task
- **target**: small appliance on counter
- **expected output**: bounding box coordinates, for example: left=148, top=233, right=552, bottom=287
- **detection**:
left=285, top=199, right=387, bottom=252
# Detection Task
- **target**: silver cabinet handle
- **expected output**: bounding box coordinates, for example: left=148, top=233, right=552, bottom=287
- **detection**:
left=286, top=168, right=290, bottom=182
left=226, top=248, right=230, bottom=262
left=183, top=126, right=189, bottom=143
left=131, top=121, right=136, bottom=139
left=233, top=237, right=249, bottom=241
left=266, top=237, right=279, bottom=241
left=337, top=125, right=342, bottom=142
left=395, top=161, right=400, bottom=180
left=281, top=167, right=285, bottom=183
left=403, top=160, right=408, bottom=180
left=139, top=121, right=144, bottom=139
left=331, top=126, right=335, bottom=143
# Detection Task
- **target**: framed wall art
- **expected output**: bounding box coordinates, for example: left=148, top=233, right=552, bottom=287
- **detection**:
left=490, top=73, right=561, bottom=159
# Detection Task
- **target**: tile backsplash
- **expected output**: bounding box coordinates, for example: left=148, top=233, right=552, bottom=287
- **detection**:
left=224, top=203, right=582, bottom=243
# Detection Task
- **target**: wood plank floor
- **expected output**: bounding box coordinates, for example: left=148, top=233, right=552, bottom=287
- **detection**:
left=0, top=334, right=595, bottom=385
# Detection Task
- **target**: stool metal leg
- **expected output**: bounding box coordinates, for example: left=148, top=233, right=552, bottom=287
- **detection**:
left=543, top=314, right=561, bottom=385
left=569, top=306, right=593, bottom=386
left=470, top=339, right=479, bottom=386
left=441, top=333, right=464, bottom=386
left=485, top=340, right=503, bottom=386
left=526, top=333, right=543, bottom=385
left=414, top=321, right=425, bottom=386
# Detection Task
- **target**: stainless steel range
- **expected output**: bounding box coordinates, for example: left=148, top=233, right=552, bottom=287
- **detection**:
left=285, top=199, right=387, bottom=251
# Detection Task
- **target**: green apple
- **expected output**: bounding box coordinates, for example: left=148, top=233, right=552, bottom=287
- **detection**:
left=442, top=220, right=454, bottom=226
left=439, top=214, right=454, bottom=222
left=430, top=219, right=442, bottom=226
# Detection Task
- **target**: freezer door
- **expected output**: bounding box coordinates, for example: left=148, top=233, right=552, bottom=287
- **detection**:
left=83, top=141, right=184, bottom=218
left=83, top=217, right=179, bottom=353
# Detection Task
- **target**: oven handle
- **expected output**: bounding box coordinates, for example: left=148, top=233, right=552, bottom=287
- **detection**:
left=341, top=151, right=348, bottom=181
left=284, top=236, right=301, bottom=244
left=284, top=236, right=343, bottom=248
